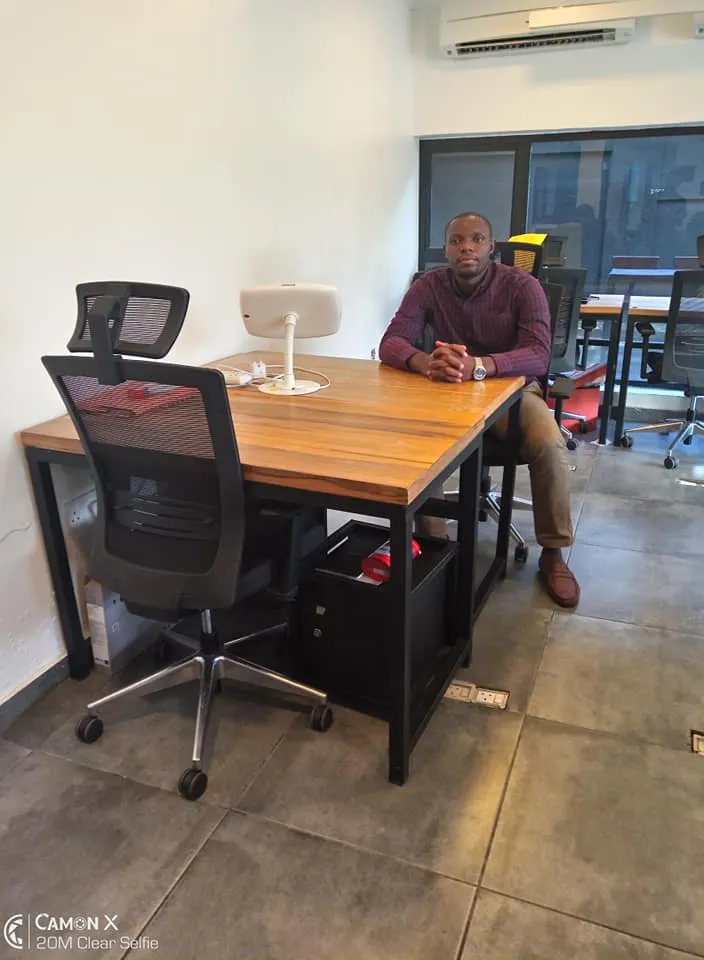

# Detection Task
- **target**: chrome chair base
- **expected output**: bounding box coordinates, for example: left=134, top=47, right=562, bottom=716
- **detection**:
left=623, top=395, right=704, bottom=468
left=76, top=614, right=331, bottom=800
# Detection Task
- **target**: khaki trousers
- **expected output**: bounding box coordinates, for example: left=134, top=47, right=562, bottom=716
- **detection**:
left=417, top=381, right=574, bottom=549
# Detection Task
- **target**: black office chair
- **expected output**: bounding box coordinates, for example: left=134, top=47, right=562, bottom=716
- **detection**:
left=493, top=241, right=543, bottom=278
left=43, top=284, right=332, bottom=801
left=478, top=281, right=565, bottom=563
left=623, top=269, right=704, bottom=469
left=543, top=267, right=588, bottom=448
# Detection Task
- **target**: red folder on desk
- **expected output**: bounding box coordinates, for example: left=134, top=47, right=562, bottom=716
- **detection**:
left=78, top=382, right=199, bottom=417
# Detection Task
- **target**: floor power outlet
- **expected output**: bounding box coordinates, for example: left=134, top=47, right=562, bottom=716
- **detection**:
left=444, top=681, right=509, bottom=710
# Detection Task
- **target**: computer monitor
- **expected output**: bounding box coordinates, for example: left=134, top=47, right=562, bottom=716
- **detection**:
left=240, top=283, right=341, bottom=396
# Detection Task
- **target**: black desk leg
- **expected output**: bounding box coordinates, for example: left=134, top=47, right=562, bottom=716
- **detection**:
left=613, top=312, right=635, bottom=445
left=25, top=452, right=92, bottom=679
left=388, top=507, right=413, bottom=786
left=457, top=444, right=481, bottom=666
left=598, top=312, right=622, bottom=445
left=496, top=398, right=520, bottom=579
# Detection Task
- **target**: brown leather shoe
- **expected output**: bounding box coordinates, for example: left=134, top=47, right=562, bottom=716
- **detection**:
left=538, top=552, right=580, bottom=609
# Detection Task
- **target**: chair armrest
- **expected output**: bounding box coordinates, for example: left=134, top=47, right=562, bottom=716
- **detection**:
left=549, top=375, right=577, bottom=401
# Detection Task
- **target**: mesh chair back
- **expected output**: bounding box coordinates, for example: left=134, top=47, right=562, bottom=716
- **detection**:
left=68, top=282, right=189, bottom=358
left=42, top=355, right=245, bottom=617
left=611, top=256, right=660, bottom=269
left=543, top=267, right=587, bottom=374
left=674, top=257, right=700, bottom=270
left=662, top=270, right=704, bottom=394
left=493, top=241, right=543, bottom=278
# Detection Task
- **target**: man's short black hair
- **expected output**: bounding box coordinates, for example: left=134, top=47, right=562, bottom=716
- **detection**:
left=445, top=212, right=493, bottom=241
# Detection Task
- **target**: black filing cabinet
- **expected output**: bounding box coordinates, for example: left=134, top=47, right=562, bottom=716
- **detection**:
left=295, top=521, right=457, bottom=714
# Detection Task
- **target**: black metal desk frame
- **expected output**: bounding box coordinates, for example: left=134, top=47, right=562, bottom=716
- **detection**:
left=23, top=392, right=521, bottom=786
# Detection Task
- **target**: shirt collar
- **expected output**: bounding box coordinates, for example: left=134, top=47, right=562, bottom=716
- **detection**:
left=450, top=260, right=496, bottom=300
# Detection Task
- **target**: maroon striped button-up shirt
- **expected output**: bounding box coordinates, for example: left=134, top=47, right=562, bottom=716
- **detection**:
left=379, top=262, right=551, bottom=378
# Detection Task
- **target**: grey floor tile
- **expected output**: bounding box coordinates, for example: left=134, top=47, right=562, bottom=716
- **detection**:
left=462, top=891, right=701, bottom=960
left=568, top=542, right=704, bottom=636
left=483, top=718, right=704, bottom=956
left=239, top=703, right=521, bottom=883
left=39, top=680, right=303, bottom=808
left=456, top=590, right=553, bottom=713
left=4, top=670, right=109, bottom=750
left=577, top=493, right=704, bottom=558
left=589, top=443, right=704, bottom=504
left=0, top=739, right=30, bottom=781
left=0, top=752, right=223, bottom=960
left=127, top=812, right=473, bottom=960
left=529, top=615, right=704, bottom=751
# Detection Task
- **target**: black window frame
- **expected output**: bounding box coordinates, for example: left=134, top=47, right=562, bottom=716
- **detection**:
left=418, top=124, right=704, bottom=272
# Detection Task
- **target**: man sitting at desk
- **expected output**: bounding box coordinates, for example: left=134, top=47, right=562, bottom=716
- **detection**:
left=378, top=211, right=579, bottom=609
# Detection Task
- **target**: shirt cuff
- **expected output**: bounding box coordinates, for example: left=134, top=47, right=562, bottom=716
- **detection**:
left=488, top=353, right=509, bottom=377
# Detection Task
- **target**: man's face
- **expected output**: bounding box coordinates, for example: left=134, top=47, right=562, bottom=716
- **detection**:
left=445, top=216, right=494, bottom=280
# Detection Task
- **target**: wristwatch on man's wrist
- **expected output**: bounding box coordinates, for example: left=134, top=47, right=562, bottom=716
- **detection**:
left=472, top=357, right=487, bottom=381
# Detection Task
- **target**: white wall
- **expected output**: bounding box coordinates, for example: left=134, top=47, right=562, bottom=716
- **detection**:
left=412, top=6, right=704, bottom=136
left=0, top=0, right=417, bottom=705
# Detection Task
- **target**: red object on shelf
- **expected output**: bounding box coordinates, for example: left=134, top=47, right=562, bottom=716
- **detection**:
left=361, top=539, right=422, bottom=583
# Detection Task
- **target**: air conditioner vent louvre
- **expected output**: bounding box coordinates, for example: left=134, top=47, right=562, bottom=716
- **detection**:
left=451, top=27, right=618, bottom=56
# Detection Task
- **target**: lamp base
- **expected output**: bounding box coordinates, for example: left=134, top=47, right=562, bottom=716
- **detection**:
left=258, top=379, right=322, bottom=396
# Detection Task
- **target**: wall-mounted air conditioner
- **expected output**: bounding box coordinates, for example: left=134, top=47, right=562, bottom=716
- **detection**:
left=440, top=0, right=704, bottom=59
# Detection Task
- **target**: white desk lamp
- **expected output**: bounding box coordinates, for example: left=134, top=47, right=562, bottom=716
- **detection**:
left=239, top=283, right=341, bottom=396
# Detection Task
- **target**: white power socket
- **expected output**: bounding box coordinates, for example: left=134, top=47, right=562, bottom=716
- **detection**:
left=444, top=682, right=509, bottom=709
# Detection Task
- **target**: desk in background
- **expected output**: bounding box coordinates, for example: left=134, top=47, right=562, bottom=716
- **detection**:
left=20, top=352, right=524, bottom=785
left=608, top=268, right=675, bottom=293
left=580, top=296, right=672, bottom=444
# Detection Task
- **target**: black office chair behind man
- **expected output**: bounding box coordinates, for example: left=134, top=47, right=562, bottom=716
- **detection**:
left=493, top=240, right=543, bottom=278
left=418, top=282, right=564, bottom=564
left=43, top=284, right=332, bottom=801
left=623, top=269, right=704, bottom=468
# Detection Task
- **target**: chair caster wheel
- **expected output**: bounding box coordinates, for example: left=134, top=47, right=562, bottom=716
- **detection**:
left=566, top=438, right=578, bottom=451
left=309, top=703, right=334, bottom=732
left=514, top=544, right=529, bottom=564
left=618, top=435, right=633, bottom=449
left=75, top=714, right=103, bottom=744
left=178, top=766, right=208, bottom=801
left=664, top=455, right=678, bottom=470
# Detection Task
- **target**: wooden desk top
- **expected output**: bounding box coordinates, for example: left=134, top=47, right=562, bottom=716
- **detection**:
left=20, top=352, right=524, bottom=506
left=580, top=295, right=672, bottom=317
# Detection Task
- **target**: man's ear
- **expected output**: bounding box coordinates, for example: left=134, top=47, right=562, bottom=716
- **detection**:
left=489, top=239, right=496, bottom=257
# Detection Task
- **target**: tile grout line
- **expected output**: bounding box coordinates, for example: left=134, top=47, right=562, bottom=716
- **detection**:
left=453, top=710, right=527, bottom=960
left=575, top=534, right=704, bottom=561
left=477, top=885, right=704, bottom=960
left=549, top=607, right=704, bottom=640
left=520, top=711, right=702, bottom=758
left=230, top=806, right=479, bottom=888
left=232, top=721, right=297, bottom=808
left=118, top=807, right=229, bottom=960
